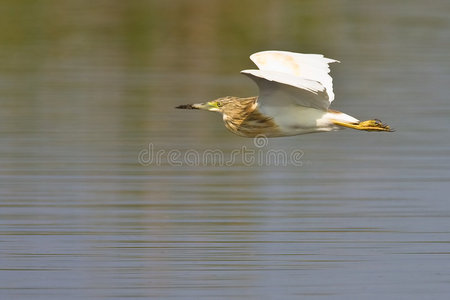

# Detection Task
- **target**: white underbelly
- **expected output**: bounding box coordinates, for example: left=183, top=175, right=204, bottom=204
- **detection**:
left=261, top=106, right=330, bottom=135
left=260, top=105, right=359, bottom=136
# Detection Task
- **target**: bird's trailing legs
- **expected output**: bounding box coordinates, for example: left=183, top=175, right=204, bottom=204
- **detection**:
left=332, top=119, right=394, bottom=132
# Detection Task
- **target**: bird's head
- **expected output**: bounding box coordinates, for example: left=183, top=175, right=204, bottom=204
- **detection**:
left=176, top=96, right=250, bottom=116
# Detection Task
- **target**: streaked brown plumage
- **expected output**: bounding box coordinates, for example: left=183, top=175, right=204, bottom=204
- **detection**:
left=219, top=97, right=281, bottom=137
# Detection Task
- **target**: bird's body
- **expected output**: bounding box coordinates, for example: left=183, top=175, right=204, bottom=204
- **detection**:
left=177, top=50, right=392, bottom=137
left=216, top=96, right=360, bottom=137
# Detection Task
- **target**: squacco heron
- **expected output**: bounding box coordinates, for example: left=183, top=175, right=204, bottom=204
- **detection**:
left=176, top=50, right=393, bottom=137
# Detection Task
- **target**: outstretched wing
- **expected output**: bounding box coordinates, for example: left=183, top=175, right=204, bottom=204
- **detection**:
left=241, top=50, right=339, bottom=111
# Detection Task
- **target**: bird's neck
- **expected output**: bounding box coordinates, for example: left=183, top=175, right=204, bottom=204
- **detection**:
left=223, top=97, right=280, bottom=137
left=222, top=97, right=257, bottom=136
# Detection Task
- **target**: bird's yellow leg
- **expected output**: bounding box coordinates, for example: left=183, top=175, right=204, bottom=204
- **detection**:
left=332, top=119, right=393, bottom=132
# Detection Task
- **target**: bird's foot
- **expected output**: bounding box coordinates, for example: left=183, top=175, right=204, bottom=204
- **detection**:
left=356, top=119, right=394, bottom=132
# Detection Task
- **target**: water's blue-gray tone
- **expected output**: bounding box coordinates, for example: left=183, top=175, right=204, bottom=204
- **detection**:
left=1, top=0, right=449, bottom=299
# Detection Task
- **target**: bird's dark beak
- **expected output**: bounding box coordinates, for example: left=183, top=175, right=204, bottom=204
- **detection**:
left=175, top=104, right=199, bottom=109
left=175, top=102, right=213, bottom=110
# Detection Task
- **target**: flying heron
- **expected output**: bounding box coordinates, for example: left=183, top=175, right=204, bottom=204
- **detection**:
left=176, top=50, right=392, bottom=137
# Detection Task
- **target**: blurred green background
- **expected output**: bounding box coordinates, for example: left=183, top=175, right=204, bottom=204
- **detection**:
left=1, top=1, right=450, bottom=299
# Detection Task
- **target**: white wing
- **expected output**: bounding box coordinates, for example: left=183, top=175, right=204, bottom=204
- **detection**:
left=241, top=50, right=339, bottom=110
left=241, top=69, right=330, bottom=110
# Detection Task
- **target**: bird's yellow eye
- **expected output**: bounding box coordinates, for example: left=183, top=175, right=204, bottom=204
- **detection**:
left=216, top=101, right=223, bottom=107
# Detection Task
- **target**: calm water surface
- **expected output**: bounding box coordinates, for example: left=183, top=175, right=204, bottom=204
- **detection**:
left=1, top=0, right=450, bottom=299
